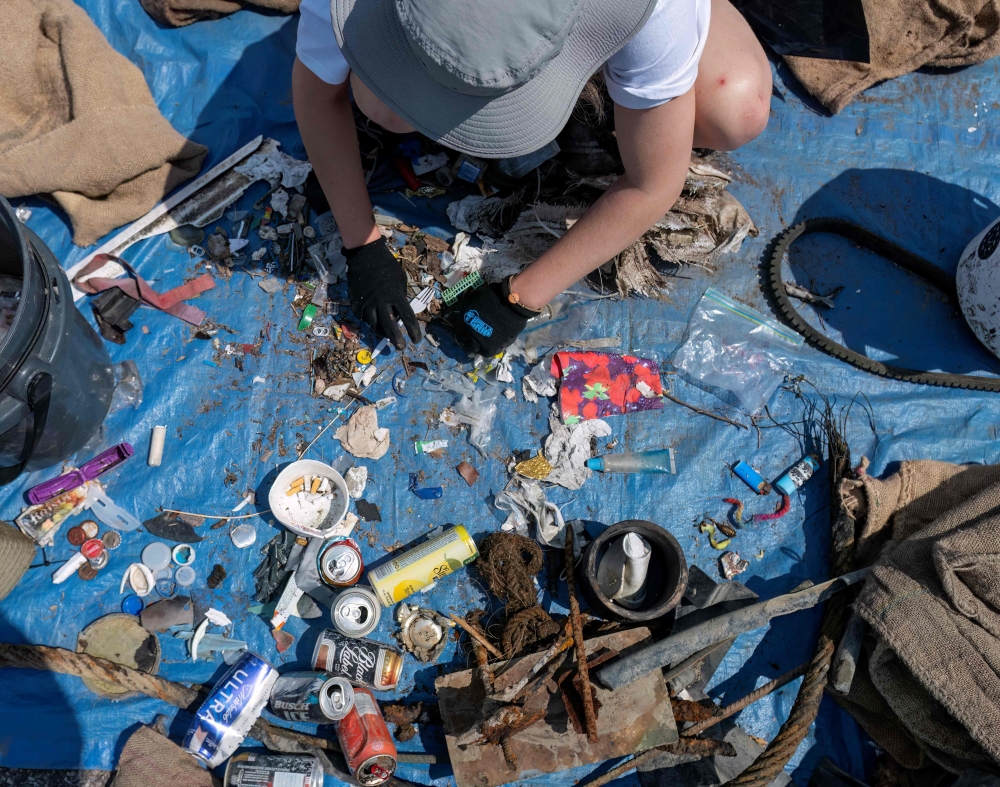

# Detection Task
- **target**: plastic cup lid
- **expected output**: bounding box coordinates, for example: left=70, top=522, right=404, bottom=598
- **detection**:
left=121, top=596, right=144, bottom=615
left=154, top=567, right=173, bottom=581
left=172, top=544, right=195, bottom=566
left=141, top=542, right=172, bottom=571
left=174, top=565, right=196, bottom=587
left=231, top=524, right=256, bottom=548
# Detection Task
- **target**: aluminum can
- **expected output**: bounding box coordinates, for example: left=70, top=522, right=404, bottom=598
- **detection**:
left=774, top=454, right=822, bottom=496
left=367, top=525, right=478, bottom=606
left=336, top=686, right=397, bottom=786
left=224, top=752, right=324, bottom=786
left=318, top=538, right=364, bottom=587
left=183, top=652, right=278, bottom=767
left=333, top=586, right=381, bottom=638
left=311, top=629, right=403, bottom=691
left=268, top=671, right=355, bottom=722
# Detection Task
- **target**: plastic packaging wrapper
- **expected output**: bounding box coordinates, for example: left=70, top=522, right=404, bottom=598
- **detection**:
left=521, top=296, right=599, bottom=361
left=452, top=387, right=500, bottom=455
left=673, top=288, right=804, bottom=414
left=732, top=0, right=870, bottom=61
left=108, top=360, right=143, bottom=415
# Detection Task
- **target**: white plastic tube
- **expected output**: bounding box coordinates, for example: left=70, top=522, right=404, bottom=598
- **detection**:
left=52, top=552, right=87, bottom=584
left=148, top=425, right=166, bottom=467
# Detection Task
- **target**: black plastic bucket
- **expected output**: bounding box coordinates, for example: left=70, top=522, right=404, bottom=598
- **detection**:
left=0, top=196, right=114, bottom=483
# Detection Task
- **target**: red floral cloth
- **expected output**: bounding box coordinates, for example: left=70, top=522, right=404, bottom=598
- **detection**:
left=550, top=351, right=664, bottom=424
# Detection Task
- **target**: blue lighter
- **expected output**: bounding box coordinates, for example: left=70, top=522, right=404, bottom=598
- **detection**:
left=732, top=460, right=772, bottom=495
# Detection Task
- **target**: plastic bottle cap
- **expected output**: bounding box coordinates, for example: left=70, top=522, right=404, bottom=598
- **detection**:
left=172, top=544, right=195, bottom=566
left=356, top=350, right=372, bottom=365
left=154, top=567, right=173, bottom=581
left=141, top=542, right=172, bottom=571
left=231, top=524, right=256, bottom=548
left=585, top=457, right=604, bottom=471
left=121, top=596, right=144, bottom=615
left=175, top=566, right=196, bottom=587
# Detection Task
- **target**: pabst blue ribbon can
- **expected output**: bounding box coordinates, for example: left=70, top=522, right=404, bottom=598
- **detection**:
left=311, top=629, right=402, bottom=691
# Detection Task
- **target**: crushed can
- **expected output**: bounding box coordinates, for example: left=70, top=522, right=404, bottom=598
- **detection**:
left=311, top=629, right=403, bottom=691
left=269, top=671, right=355, bottom=722
left=335, top=686, right=397, bottom=786
left=224, top=752, right=324, bottom=786
left=183, top=652, right=278, bottom=768
left=318, top=537, right=364, bottom=587
left=366, top=525, right=478, bottom=606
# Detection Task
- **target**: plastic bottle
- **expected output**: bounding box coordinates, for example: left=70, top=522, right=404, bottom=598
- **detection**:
left=586, top=449, right=676, bottom=475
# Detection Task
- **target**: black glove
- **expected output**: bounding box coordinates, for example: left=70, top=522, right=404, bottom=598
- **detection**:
left=344, top=239, right=421, bottom=350
left=451, top=281, right=534, bottom=356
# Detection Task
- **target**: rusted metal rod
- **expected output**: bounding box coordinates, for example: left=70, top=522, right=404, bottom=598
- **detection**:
left=566, top=527, right=598, bottom=744
left=451, top=612, right=503, bottom=659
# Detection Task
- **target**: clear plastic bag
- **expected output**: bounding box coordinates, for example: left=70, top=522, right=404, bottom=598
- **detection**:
left=108, top=360, right=143, bottom=415
left=673, top=288, right=804, bottom=414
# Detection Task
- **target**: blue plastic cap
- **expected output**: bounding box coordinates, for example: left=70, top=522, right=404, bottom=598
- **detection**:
left=586, top=457, right=604, bottom=471
left=121, top=595, right=144, bottom=616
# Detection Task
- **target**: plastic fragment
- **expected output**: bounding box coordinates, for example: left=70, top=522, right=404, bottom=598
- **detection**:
left=415, top=439, right=448, bottom=455
left=409, top=474, right=443, bottom=500
left=272, top=628, right=295, bottom=653
left=191, top=618, right=210, bottom=662
left=204, top=608, right=232, bottom=627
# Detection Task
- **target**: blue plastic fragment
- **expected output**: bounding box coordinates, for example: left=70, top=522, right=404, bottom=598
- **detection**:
left=409, top=473, right=443, bottom=499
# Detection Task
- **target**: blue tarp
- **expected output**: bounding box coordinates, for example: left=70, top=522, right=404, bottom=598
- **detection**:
left=2, top=1, right=1000, bottom=784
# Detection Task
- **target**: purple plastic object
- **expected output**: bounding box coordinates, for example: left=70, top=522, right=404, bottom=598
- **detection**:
left=27, top=443, right=134, bottom=505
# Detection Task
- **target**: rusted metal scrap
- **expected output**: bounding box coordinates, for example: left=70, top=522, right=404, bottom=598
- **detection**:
left=672, top=698, right=724, bottom=723
left=557, top=648, right=617, bottom=736
left=566, top=527, right=599, bottom=743
left=456, top=704, right=547, bottom=771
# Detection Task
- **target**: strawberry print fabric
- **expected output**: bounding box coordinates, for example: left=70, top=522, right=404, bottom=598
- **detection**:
left=550, top=351, right=664, bottom=424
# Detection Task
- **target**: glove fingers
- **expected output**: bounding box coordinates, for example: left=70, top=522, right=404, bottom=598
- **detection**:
left=395, top=303, right=423, bottom=344
left=376, top=304, right=406, bottom=350
left=362, top=304, right=380, bottom=334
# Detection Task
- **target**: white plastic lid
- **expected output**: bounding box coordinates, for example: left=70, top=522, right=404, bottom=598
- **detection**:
left=175, top=565, right=196, bottom=587
left=141, top=542, right=172, bottom=572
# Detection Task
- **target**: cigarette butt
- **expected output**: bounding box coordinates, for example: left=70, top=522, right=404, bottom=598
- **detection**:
left=311, top=477, right=321, bottom=494
left=285, top=485, right=302, bottom=497
left=291, top=476, right=305, bottom=488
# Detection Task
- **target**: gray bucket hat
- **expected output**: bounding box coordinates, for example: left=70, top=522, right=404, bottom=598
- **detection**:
left=331, top=0, right=658, bottom=158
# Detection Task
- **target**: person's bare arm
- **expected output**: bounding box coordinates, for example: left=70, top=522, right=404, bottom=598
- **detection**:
left=510, top=90, right=696, bottom=309
left=292, top=57, right=380, bottom=249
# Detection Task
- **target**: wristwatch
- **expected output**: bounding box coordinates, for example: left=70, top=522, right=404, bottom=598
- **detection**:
left=501, top=275, right=543, bottom=317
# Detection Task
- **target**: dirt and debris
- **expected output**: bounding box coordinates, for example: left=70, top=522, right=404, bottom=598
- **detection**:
left=381, top=701, right=440, bottom=742
left=206, top=564, right=226, bottom=589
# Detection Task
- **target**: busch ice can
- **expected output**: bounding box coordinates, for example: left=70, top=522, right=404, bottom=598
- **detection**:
left=336, top=687, right=397, bottom=786
left=183, top=652, right=278, bottom=767
left=268, top=671, right=355, bottom=722
left=311, top=629, right=403, bottom=691
left=224, top=752, right=324, bottom=786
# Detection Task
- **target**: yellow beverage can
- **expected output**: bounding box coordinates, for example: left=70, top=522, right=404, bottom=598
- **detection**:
left=367, top=525, right=478, bottom=606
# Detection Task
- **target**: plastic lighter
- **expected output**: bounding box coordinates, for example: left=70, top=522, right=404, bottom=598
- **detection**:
left=732, top=460, right=772, bottom=495
left=28, top=443, right=134, bottom=505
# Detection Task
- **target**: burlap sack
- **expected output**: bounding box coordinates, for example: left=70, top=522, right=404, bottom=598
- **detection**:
left=140, top=0, right=299, bottom=27
left=0, top=521, right=35, bottom=601
left=112, top=725, right=214, bottom=787
left=843, top=461, right=1000, bottom=773
left=784, top=0, right=1000, bottom=114
left=0, top=0, right=208, bottom=246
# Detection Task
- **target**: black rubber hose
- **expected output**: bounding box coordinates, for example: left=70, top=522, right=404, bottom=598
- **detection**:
left=767, top=218, right=1000, bottom=392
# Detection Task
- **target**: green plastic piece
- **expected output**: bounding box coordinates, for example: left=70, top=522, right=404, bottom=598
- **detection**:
left=442, top=270, right=484, bottom=306
left=297, top=304, right=318, bottom=331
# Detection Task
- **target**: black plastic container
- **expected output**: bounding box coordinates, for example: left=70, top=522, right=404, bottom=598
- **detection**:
left=0, top=196, right=114, bottom=483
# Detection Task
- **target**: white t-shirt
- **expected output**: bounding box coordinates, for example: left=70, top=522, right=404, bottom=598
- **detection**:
left=296, top=0, right=711, bottom=110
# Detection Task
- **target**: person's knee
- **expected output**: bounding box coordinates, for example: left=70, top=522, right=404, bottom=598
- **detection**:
left=700, top=63, right=771, bottom=151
